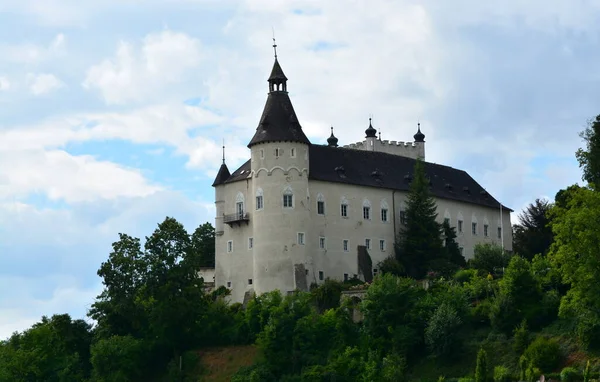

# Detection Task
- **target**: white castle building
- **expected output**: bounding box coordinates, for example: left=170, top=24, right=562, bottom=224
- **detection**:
left=213, top=53, right=513, bottom=303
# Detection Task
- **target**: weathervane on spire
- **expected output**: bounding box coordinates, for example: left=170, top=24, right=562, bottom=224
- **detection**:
left=272, top=28, right=277, bottom=58
left=222, top=139, right=226, bottom=165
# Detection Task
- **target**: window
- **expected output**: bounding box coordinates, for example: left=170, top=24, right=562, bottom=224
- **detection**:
left=343, top=239, right=349, bottom=252
left=363, top=206, right=371, bottom=220
left=381, top=208, right=388, bottom=222
left=319, top=271, right=324, bottom=281
left=341, top=204, right=348, bottom=217
left=444, top=217, right=450, bottom=225
left=248, top=237, right=254, bottom=250
left=319, top=237, right=326, bottom=249
left=227, top=281, right=231, bottom=288
left=317, top=201, right=325, bottom=215
left=379, top=239, right=386, bottom=251
left=275, top=148, right=280, bottom=157
left=498, top=227, right=502, bottom=239
left=344, top=273, right=348, bottom=281
left=256, top=188, right=264, bottom=210
left=248, top=279, right=253, bottom=285
left=373, top=268, right=378, bottom=275
left=484, top=224, right=489, bottom=237
left=458, top=220, right=463, bottom=233
left=305, top=269, right=309, bottom=275
left=260, top=149, right=264, bottom=159
left=283, top=194, right=293, bottom=208
left=459, top=247, right=464, bottom=256
left=400, top=211, right=407, bottom=225
left=472, top=222, right=477, bottom=235
left=227, top=241, right=233, bottom=253
left=297, top=232, right=305, bottom=245
left=365, top=238, right=371, bottom=250
left=290, top=148, right=296, bottom=158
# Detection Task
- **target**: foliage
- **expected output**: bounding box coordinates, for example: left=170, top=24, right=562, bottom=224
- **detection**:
left=310, top=278, right=344, bottom=313
left=475, top=348, right=488, bottom=382
left=512, top=198, right=554, bottom=259
left=523, top=337, right=562, bottom=372
left=90, top=335, right=148, bottom=382
left=584, top=360, right=591, bottom=382
left=561, top=366, right=582, bottom=382
left=395, top=158, right=444, bottom=279
left=575, top=114, right=600, bottom=188
left=455, top=269, right=477, bottom=284
left=513, top=320, right=530, bottom=355
left=470, top=243, right=510, bottom=276
left=549, top=187, right=600, bottom=349
left=493, top=365, right=511, bottom=382
left=425, top=303, right=463, bottom=359
left=379, top=255, right=405, bottom=276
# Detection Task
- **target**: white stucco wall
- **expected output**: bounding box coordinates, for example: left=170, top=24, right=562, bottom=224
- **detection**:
left=342, top=139, right=425, bottom=160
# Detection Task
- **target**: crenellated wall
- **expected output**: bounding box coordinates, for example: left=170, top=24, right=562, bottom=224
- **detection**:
left=342, top=139, right=425, bottom=160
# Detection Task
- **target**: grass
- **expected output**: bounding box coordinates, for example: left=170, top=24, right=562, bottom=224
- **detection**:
left=198, top=345, right=258, bottom=382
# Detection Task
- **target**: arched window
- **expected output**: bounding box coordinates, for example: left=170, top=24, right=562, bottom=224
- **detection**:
left=457, top=211, right=464, bottom=233
left=235, top=192, right=245, bottom=218
left=471, top=214, right=478, bottom=236
left=283, top=185, right=294, bottom=208
left=255, top=188, right=264, bottom=210
left=380, top=199, right=389, bottom=222
left=340, top=196, right=349, bottom=218
left=362, top=199, right=371, bottom=220
left=444, top=209, right=451, bottom=226
left=316, top=193, right=325, bottom=215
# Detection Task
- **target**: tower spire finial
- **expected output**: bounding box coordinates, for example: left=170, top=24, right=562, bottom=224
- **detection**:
left=272, top=28, right=277, bottom=58
left=222, top=139, right=225, bottom=165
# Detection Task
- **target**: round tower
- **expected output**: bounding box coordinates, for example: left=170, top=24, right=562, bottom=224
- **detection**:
left=247, top=50, right=312, bottom=295
left=413, top=122, right=426, bottom=160
left=365, top=117, right=377, bottom=151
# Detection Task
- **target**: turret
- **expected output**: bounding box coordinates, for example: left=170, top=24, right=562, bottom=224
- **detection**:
left=327, top=126, right=339, bottom=147
left=365, top=118, right=377, bottom=151
left=413, top=122, right=425, bottom=160
left=212, top=144, right=230, bottom=235
left=248, top=42, right=312, bottom=295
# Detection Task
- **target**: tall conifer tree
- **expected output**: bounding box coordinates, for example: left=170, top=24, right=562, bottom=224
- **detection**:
left=396, top=158, right=443, bottom=278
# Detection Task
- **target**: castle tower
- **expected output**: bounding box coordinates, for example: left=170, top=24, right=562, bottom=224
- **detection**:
left=247, top=46, right=312, bottom=295
left=413, top=122, right=425, bottom=159
left=365, top=118, right=377, bottom=151
left=212, top=145, right=230, bottom=236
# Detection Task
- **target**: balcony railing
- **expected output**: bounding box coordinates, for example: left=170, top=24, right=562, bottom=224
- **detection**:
left=223, top=212, right=250, bottom=226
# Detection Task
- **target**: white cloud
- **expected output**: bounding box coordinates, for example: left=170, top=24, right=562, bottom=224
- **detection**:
left=0, top=77, right=10, bottom=91
left=83, top=30, right=203, bottom=104
left=27, top=73, right=64, bottom=95
left=0, top=33, right=66, bottom=64
left=0, top=150, right=161, bottom=203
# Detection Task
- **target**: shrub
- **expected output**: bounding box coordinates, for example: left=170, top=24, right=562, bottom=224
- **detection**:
left=90, top=335, right=149, bottom=382
left=455, top=269, right=477, bottom=284
left=513, top=320, right=530, bottom=355
left=523, top=337, right=562, bottom=372
left=561, top=367, right=582, bottom=382
left=425, top=303, right=463, bottom=358
left=459, top=378, right=475, bottom=382
left=475, top=348, right=488, bottom=382
left=471, top=243, right=509, bottom=275
left=526, top=365, right=542, bottom=382
left=493, top=366, right=511, bottom=382
left=584, top=360, right=591, bottom=382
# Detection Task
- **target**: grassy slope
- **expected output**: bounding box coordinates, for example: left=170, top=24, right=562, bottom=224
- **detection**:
left=198, top=345, right=258, bottom=382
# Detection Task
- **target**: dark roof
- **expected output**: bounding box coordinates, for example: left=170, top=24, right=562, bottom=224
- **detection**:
left=218, top=146, right=510, bottom=211
left=414, top=123, right=425, bottom=142
left=268, top=58, right=288, bottom=82
left=365, top=119, right=377, bottom=138
left=247, top=91, right=311, bottom=148
left=327, top=128, right=339, bottom=147
left=212, top=163, right=231, bottom=186
left=308, top=145, right=512, bottom=211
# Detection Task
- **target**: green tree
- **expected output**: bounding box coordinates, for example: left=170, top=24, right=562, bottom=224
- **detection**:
left=512, top=198, right=554, bottom=260
left=90, top=335, right=148, bottom=382
left=425, top=302, right=463, bottom=359
left=191, top=222, right=216, bottom=268
left=470, top=243, right=509, bottom=276
left=549, top=187, right=600, bottom=348
left=475, top=348, right=488, bottom=382
left=396, top=158, right=443, bottom=279
left=575, top=114, right=600, bottom=189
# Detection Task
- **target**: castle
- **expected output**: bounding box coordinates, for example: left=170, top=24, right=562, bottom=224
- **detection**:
left=212, top=52, right=513, bottom=303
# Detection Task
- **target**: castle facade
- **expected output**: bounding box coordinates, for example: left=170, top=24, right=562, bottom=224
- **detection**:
left=212, top=55, right=512, bottom=303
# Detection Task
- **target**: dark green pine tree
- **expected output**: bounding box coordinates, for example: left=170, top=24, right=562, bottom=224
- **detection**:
left=396, top=158, right=444, bottom=279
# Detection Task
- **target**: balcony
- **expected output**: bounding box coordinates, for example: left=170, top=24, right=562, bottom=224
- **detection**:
left=223, top=212, right=250, bottom=227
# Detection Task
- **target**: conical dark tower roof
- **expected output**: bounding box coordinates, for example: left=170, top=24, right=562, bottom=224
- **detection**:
left=327, top=126, right=339, bottom=147
left=365, top=118, right=377, bottom=138
left=212, top=163, right=230, bottom=187
left=248, top=57, right=311, bottom=148
left=414, top=122, right=425, bottom=142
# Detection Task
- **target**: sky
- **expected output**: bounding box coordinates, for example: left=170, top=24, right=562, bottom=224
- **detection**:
left=0, top=0, right=597, bottom=338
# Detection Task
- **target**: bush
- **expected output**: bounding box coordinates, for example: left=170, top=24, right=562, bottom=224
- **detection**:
left=458, top=378, right=475, bottom=382
left=470, top=243, right=509, bottom=275
left=513, top=320, right=530, bottom=355
left=90, top=335, right=149, bottom=382
left=425, top=303, right=463, bottom=358
left=231, top=363, right=276, bottom=382
left=455, top=269, right=477, bottom=284
left=493, top=366, right=511, bottom=382
left=490, top=294, right=520, bottom=334
left=523, top=337, right=562, bottom=372
left=475, top=348, right=488, bottom=382
left=561, top=367, right=582, bottom=382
